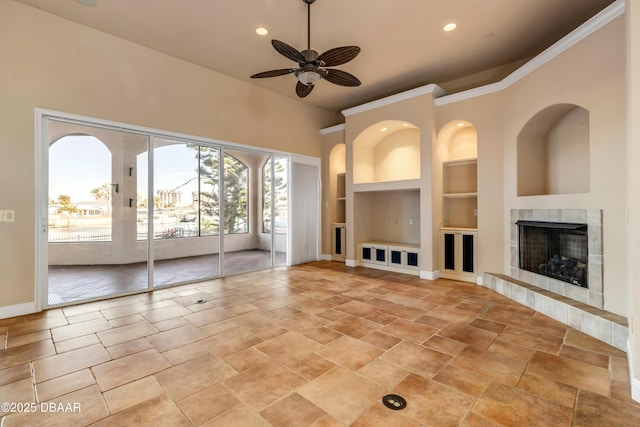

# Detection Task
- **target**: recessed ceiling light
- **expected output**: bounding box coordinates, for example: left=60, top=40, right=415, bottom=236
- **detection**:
left=256, top=27, right=268, bottom=36
left=403, top=123, right=409, bottom=127
left=443, top=22, right=457, bottom=32
left=75, top=0, right=97, bottom=7
left=457, top=122, right=465, bottom=127
left=381, top=127, right=388, bottom=132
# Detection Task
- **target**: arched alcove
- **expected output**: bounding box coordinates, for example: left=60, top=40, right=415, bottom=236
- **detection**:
left=517, top=104, right=590, bottom=196
left=352, top=120, right=420, bottom=184
left=436, top=121, right=478, bottom=230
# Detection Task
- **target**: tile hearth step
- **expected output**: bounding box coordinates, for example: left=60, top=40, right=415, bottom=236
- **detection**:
left=482, top=273, right=628, bottom=352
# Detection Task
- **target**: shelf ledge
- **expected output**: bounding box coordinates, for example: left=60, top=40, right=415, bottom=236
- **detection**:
left=443, top=192, right=477, bottom=198
left=443, top=158, right=477, bottom=166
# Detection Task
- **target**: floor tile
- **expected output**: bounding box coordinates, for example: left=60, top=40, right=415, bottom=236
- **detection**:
left=357, top=359, right=409, bottom=389
left=1, top=262, right=637, bottom=427
left=255, top=331, right=321, bottom=364
left=5, top=385, right=110, bottom=427
left=473, top=381, right=573, bottom=426
left=329, top=315, right=380, bottom=339
left=516, top=373, right=577, bottom=408
left=96, top=320, right=158, bottom=347
left=222, top=360, right=307, bottom=410
left=36, top=368, right=96, bottom=402
left=0, top=339, right=56, bottom=370
left=438, top=323, right=499, bottom=349
left=146, top=324, right=209, bottom=353
left=103, top=376, right=165, bottom=414
left=380, top=318, right=438, bottom=343
left=177, top=383, right=240, bottom=425
left=298, top=366, right=385, bottom=425
left=202, top=404, right=271, bottom=427
left=200, top=328, right=263, bottom=357
left=155, top=353, right=236, bottom=401
left=526, top=351, right=610, bottom=396
left=284, top=353, right=337, bottom=381
left=315, top=335, right=383, bottom=371
left=260, top=392, right=326, bottom=426
left=34, top=343, right=110, bottom=382
left=91, top=348, right=170, bottom=391
left=391, top=373, right=475, bottom=426
left=0, top=378, right=35, bottom=416
left=381, top=340, right=451, bottom=378
left=0, top=363, right=30, bottom=387
left=451, top=346, right=527, bottom=387
left=91, top=394, right=190, bottom=427
left=50, top=318, right=112, bottom=342
left=54, top=333, right=101, bottom=353
left=433, top=364, right=491, bottom=397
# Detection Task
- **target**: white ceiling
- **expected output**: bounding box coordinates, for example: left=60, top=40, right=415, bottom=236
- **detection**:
left=14, top=0, right=616, bottom=113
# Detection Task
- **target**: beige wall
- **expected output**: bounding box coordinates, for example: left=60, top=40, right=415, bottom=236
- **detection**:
left=626, top=0, right=640, bottom=392
left=0, top=1, right=338, bottom=310
left=504, top=16, right=627, bottom=314
left=373, top=129, right=420, bottom=182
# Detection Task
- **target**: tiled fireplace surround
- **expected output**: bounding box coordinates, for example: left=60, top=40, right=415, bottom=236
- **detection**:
left=482, top=209, right=628, bottom=352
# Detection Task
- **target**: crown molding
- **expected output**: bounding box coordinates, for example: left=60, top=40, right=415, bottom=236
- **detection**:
left=342, top=84, right=447, bottom=117
left=435, top=0, right=625, bottom=106
left=320, top=123, right=346, bottom=135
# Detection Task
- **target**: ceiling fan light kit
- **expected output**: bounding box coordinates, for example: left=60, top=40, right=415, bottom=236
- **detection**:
left=251, top=0, right=361, bottom=98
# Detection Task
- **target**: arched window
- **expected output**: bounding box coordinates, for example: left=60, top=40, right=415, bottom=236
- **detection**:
left=48, top=135, right=112, bottom=242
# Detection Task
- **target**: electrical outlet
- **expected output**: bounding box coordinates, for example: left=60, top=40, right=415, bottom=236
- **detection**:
left=409, top=218, right=414, bottom=225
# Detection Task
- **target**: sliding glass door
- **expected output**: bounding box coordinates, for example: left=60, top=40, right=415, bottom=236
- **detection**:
left=41, top=113, right=291, bottom=307
left=47, top=120, right=149, bottom=305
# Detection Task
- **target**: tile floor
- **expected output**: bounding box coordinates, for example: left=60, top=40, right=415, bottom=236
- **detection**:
left=1, top=261, right=639, bottom=426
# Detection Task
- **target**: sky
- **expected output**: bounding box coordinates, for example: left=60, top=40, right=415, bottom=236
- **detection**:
left=49, top=136, right=200, bottom=204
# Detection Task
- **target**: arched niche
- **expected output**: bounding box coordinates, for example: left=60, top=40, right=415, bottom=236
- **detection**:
left=517, top=104, right=590, bottom=196
left=352, top=120, right=420, bottom=184
left=437, top=120, right=478, bottom=229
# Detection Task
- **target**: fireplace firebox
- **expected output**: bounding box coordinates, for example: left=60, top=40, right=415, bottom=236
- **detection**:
left=516, top=221, right=588, bottom=288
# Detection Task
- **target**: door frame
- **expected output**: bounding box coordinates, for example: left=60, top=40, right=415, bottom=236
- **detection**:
left=36, top=108, right=317, bottom=310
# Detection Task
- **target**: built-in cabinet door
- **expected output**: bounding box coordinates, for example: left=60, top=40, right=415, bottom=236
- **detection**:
left=440, top=229, right=477, bottom=282
left=331, top=223, right=346, bottom=261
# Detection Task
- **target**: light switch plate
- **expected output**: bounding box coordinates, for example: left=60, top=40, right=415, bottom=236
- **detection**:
left=0, top=210, right=15, bottom=222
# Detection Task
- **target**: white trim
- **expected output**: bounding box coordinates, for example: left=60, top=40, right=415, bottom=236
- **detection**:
left=320, top=253, right=332, bottom=261
left=629, top=338, right=640, bottom=403
left=420, top=270, right=440, bottom=280
left=342, top=84, right=447, bottom=117
left=435, top=0, right=625, bottom=106
left=320, top=124, right=345, bottom=135
left=476, top=275, right=484, bottom=286
left=0, top=302, right=37, bottom=320
left=345, top=259, right=359, bottom=267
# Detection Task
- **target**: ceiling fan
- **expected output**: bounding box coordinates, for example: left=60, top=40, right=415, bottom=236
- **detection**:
left=250, top=0, right=361, bottom=98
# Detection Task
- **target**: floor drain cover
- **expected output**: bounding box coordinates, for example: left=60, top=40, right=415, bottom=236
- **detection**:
left=195, top=299, right=207, bottom=304
left=382, top=394, right=406, bottom=410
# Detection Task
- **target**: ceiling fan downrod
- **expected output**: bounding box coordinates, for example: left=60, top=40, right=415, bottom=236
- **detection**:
left=303, top=0, right=316, bottom=51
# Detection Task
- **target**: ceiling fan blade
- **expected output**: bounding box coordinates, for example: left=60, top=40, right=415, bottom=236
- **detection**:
left=251, top=69, right=296, bottom=78
left=317, top=46, right=361, bottom=67
left=296, top=81, right=314, bottom=98
left=272, top=40, right=305, bottom=64
left=321, top=69, right=361, bottom=87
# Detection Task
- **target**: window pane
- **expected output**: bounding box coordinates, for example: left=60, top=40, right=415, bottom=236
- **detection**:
left=224, top=153, right=248, bottom=234
left=263, top=157, right=272, bottom=233
left=49, top=135, right=112, bottom=242
left=274, top=156, right=288, bottom=234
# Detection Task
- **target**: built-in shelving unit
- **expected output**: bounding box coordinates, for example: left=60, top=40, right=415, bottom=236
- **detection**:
left=336, top=172, right=346, bottom=223
left=442, top=157, right=477, bottom=229
left=361, top=241, right=420, bottom=276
